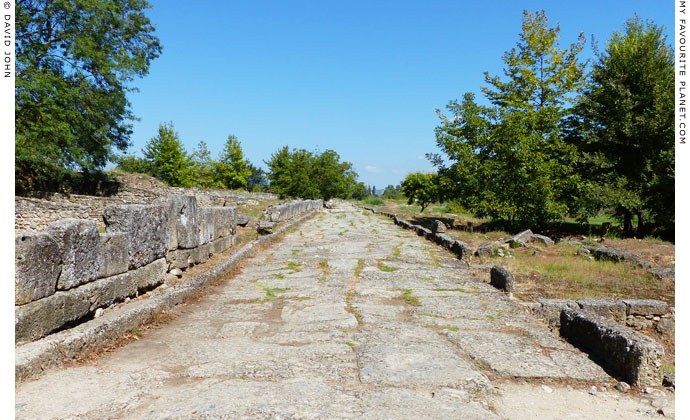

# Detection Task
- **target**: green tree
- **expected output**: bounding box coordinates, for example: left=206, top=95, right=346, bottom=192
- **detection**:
left=15, top=0, right=162, bottom=193
left=213, top=135, right=252, bottom=190
left=143, top=122, right=194, bottom=187
left=247, top=164, right=268, bottom=192
left=265, top=147, right=358, bottom=200
left=382, top=184, right=404, bottom=200
left=190, top=141, right=220, bottom=189
left=432, top=10, right=585, bottom=226
left=401, top=172, right=440, bottom=212
left=113, top=154, right=153, bottom=175
left=351, top=182, right=370, bottom=201
left=572, top=17, right=674, bottom=237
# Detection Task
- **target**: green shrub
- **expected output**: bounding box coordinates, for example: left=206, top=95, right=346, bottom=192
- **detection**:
left=364, top=197, right=384, bottom=206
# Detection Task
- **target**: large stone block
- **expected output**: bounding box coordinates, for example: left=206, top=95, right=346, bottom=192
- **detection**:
left=198, top=207, right=216, bottom=245
left=490, top=265, right=514, bottom=292
left=15, top=232, right=61, bottom=305
left=103, top=204, right=168, bottom=269
left=213, top=206, right=236, bottom=238
left=506, top=229, right=533, bottom=244
left=450, top=240, right=473, bottom=262
left=97, top=232, right=129, bottom=279
left=154, top=195, right=200, bottom=250
left=15, top=258, right=166, bottom=342
left=190, top=243, right=212, bottom=265
left=560, top=308, right=664, bottom=386
left=577, top=298, right=627, bottom=322
left=535, top=298, right=579, bottom=326
left=529, top=234, right=554, bottom=246
left=47, top=219, right=100, bottom=290
left=623, top=299, right=670, bottom=317
left=211, top=235, right=234, bottom=254
left=166, top=248, right=192, bottom=270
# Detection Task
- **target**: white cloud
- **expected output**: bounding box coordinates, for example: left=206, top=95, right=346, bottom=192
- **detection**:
left=391, top=169, right=406, bottom=175
left=364, top=165, right=384, bottom=173
left=417, top=155, right=425, bottom=160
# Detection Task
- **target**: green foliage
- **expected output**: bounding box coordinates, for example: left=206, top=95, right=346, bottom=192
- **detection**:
left=265, top=147, right=358, bottom=200
left=190, top=141, right=221, bottom=189
left=382, top=184, right=404, bottom=200
left=213, top=135, right=252, bottom=189
left=142, top=122, right=194, bottom=187
left=350, top=182, right=370, bottom=200
left=364, top=196, right=384, bottom=206
left=432, top=10, right=585, bottom=226
left=15, top=0, right=162, bottom=193
left=247, top=164, right=268, bottom=191
left=401, top=172, right=441, bottom=212
left=572, top=16, right=674, bottom=237
left=113, top=154, right=153, bottom=175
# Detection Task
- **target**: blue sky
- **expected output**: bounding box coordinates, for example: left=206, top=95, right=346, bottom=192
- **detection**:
left=125, top=1, right=673, bottom=188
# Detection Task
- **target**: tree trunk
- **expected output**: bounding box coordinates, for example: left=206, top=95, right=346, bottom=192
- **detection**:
left=623, top=211, right=632, bottom=234
left=636, top=212, right=644, bottom=238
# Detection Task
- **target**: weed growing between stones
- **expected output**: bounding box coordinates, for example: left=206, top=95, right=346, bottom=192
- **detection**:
left=354, top=259, right=364, bottom=278
left=420, top=323, right=459, bottom=332
left=432, top=288, right=465, bottom=292
left=274, top=273, right=285, bottom=279
left=400, top=289, right=421, bottom=306
left=377, top=260, right=399, bottom=272
left=286, top=261, right=301, bottom=272
left=317, top=260, right=332, bottom=282
left=393, top=243, right=402, bottom=257
left=291, top=249, right=300, bottom=256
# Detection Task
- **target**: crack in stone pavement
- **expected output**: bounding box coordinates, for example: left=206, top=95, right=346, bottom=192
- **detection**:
left=15, top=203, right=674, bottom=419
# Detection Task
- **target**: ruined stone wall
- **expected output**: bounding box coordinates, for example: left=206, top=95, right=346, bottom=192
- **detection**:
left=15, top=195, right=315, bottom=344
left=15, top=184, right=280, bottom=232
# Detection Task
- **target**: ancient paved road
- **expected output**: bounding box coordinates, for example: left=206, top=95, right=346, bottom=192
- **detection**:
left=16, top=204, right=667, bottom=419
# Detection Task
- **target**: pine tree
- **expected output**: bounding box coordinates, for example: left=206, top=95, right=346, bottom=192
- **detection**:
left=213, top=135, right=252, bottom=190
left=143, top=122, right=194, bottom=187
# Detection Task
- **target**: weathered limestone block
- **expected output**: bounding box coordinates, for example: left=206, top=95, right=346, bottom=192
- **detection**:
left=475, top=242, right=500, bottom=258
left=529, top=234, right=554, bottom=246
left=432, top=233, right=454, bottom=248
left=432, top=220, right=447, bottom=233
left=47, top=219, right=100, bottom=290
left=237, top=212, right=250, bottom=227
left=506, top=229, right=533, bottom=244
left=584, top=246, right=650, bottom=268
left=490, top=265, right=515, bottom=292
left=103, top=204, right=168, bottom=269
left=166, top=248, right=193, bottom=270
left=212, top=235, right=234, bottom=254
left=623, top=299, right=670, bottom=317
left=450, top=240, right=474, bottom=262
left=190, top=243, right=213, bottom=265
left=534, top=298, right=579, bottom=326
left=15, top=259, right=166, bottom=343
left=577, top=298, right=627, bottom=322
left=648, top=268, right=674, bottom=281
left=258, top=221, right=276, bottom=234
left=97, top=232, right=129, bottom=279
left=413, top=225, right=432, bottom=238
left=213, top=206, right=236, bottom=238
left=198, top=207, right=216, bottom=245
left=560, top=308, right=664, bottom=386
left=153, top=195, right=199, bottom=250
left=15, top=232, right=61, bottom=305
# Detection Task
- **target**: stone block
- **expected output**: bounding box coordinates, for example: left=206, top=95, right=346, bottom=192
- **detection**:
left=258, top=221, right=276, bottom=234
left=529, top=234, right=554, bottom=246
left=103, top=204, right=168, bottom=269
left=198, top=207, right=216, bottom=245
left=153, top=195, right=199, bottom=249
left=166, top=248, right=192, bottom=270
left=577, top=298, right=627, bottom=322
left=47, top=219, right=100, bottom=290
left=237, top=212, right=250, bottom=227
left=475, top=242, right=499, bottom=258
left=213, top=206, right=236, bottom=238
left=648, top=268, right=674, bottom=281
left=15, top=232, right=61, bottom=305
left=15, top=259, right=166, bottom=342
left=413, top=225, right=432, bottom=237
left=190, top=243, right=212, bottom=265
left=433, top=233, right=454, bottom=248
left=623, top=299, right=670, bottom=317
left=506, top=229, right=533, bottom=244
left=212, top=235, right=234, bottom=254
left=97, top=232, right=129, bottom=279
left=432, top=220, right=447, bottom=233
left=535, top=298, right=579, bottom=326
left=560, top=308, right=664, bottom=386
left=490, top=265, right=514, bottom=292
left=450, top=240, right=473, bottom=262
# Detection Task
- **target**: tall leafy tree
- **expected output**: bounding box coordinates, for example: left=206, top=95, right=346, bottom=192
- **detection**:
left=143, top=122, right=194, bottom=187
left=15, top=0, right=162, bottom=193
left=401, top=172, right=441, bottom=212
left=572, top=17, right=674, bottom=236
left=312, top=150, right=357, bottom=201
left=213, top=135, right=252, bottom=190
left=432, top=10, right=585, bottom=225
left=246, top=164, right=268, bottom=192
left=190, top=141, right=220, bottom=189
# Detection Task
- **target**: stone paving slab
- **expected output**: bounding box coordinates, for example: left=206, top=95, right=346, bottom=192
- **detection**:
left=15, top=202, right=668, bottom=419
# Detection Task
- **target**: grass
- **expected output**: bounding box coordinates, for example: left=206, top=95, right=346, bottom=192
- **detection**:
left=291, top=249, right=300, bottom=256
left=286, top=261, right=301, bottom=272
left=377, top=261, right=399, bottom=272
left=354, top=259, right=364, bottom=278
left=400, top=288, right=421, bottom=306
left=392, top=243, right=402, bottom=257
left=317, top=260, right=331, bottom=282
left=432, top=288, right=465, bottom=292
